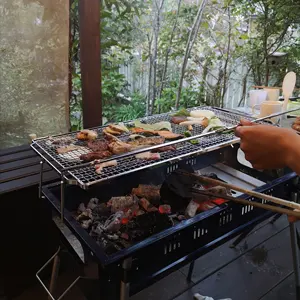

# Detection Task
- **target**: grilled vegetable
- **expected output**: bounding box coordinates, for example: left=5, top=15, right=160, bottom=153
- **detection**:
left=172, top=108, right=190, bottom=117
left=134, top=120, right=172, bottom=132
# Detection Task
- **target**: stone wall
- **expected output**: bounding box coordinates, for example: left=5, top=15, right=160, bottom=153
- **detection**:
left=0, top=0, right=69, bottom=149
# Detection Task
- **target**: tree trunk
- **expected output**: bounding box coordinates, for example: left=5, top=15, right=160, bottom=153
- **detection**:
left=175, top=0, right=208, bottom=109
left=151, top=0, right=165, bottom=115
left=146, top=36, right=153, bottom=116
left=158, top=0, right=182, bottom=100
left=220, top=8, right=231, bottom=108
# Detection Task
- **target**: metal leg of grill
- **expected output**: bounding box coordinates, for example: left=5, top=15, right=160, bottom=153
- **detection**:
left=48, top=254, right=61, bottom=300
left=39, top=160, right=44, bottom=199
left=229, top=226, right=254, bottom=248
left=289, top=222, right=300, bottom=299
left=187, top=261, right=195, bottom=282
left=120, top=258, right=132, bottom=300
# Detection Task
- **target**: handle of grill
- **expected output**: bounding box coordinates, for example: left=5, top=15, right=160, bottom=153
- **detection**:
left=36, top=247, right=82, bottom=300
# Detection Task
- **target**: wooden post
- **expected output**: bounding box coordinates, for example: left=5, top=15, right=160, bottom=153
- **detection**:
left=79, top=0, right=102, bottom=128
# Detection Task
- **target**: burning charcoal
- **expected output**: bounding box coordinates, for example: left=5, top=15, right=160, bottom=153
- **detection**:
left=107, top=196, right=136, bottom=213
left=177, top=215, right=186, bottom=221
left=81, top=219, right=92, bottom=229
left=139, top=198, right=158, bottom=212
left=121, top=232, right=129, bottom=240
left=76, top=208, right=92, bottom=221
left=158, top=205, right=171, bottom=214
left=104, top=211, right=124, bottom=233
left=92, top=203, right=111, bottom=217
left=77, top=203, right=86, bottom=214
left=87, top=198, right=99, bottom=210
left=106, top=234, right=119, bottom=241
left=135, top=210, right=145, bottom=216
left=124, top=203, right=140, bottom=219
left=185, top=200, right=199, bottom=218
left=132, top=185, right=161, bottom=205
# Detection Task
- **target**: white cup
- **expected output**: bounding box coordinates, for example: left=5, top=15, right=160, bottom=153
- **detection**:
left=248, top=90, right=268, bottom=113
left=263, top=88, right=280, bottom=101
left=253, top=100, right=283, bottom=124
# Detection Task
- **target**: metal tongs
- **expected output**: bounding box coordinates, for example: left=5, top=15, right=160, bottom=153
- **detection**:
left=178, top=170, right=300, bottom=218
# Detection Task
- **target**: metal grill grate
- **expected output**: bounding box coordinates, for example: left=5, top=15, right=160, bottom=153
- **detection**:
left=31, top=107, right=258, bottom=188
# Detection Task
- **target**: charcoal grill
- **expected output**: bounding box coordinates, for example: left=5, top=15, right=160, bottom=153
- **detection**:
left=32, top=106, right=300, bottom=300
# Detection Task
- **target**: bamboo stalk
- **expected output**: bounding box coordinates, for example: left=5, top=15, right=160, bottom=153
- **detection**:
left=191, top=189, right=300, bottom=218
left=180, top=171, right=300, bottom=211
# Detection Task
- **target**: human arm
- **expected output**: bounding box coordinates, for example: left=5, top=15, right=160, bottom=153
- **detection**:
left=235, top=119, right=300, bottom=174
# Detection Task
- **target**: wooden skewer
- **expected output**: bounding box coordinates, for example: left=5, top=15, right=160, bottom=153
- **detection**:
left=179, top=171, right=300, bottom=211
left=191, top=189, right=300, bottom=218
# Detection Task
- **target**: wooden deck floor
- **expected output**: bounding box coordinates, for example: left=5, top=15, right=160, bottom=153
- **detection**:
left=12, top=214, right=300, bottom=300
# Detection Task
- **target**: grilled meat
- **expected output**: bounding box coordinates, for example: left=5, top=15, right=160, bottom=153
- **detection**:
left=154, top=145, right=176, bottom=152
left=171, top=116, right=187, bottom=124
left=103, top=127, right=122, bottom=135
left=156, top=131, right=183, bottom=140
left=80, top=151, right=112, bottom=162
left=130, top=128, right=157, bottom=135
left=77, top=129, right=98, bottom=141
left=87, top=140, right=109, bottom=152
left=135, top=152, right=160, bottom=160
left=109, top=123, right=129, bottom=134
left=128, top=136, right=165, bottom=147
left=108, top=140, right=132, bottom=154
left=132, top=184, right=161, bottom=204
left=49, top=136, right=74, bottom=146
left=95, top=160, right=118, bottom=174
left=292, top=117, right=300, bottom=132
left=56, top=145, right=82, bottom=154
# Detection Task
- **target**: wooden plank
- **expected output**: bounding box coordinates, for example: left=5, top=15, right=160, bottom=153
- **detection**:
left=1, top=156, right=41, bottom=172
left=0, top=150, right=36, bottom=164
left=0, top=164, right=52, bottom=184
left=79, top=0, right=102, bottom=128
left=0, top=144, right=30, bottom=156
left=175, top=228, right=295, bottom=300
left=180, top=215, right=289, bottom=283
left=0, top=170, right=59, bottom=194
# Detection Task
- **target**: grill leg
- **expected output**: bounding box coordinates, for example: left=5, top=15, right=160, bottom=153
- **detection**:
left=48, top=254, right=60, bottom=300
left=229, top=226, right=254, bottom=248
left=120, top=258, right=132, bottom=300
left=289, top=222, right=300, bottom=299
left=39, top=160, right=44, bottom=199
left=187, top=261, right=195, bottom=282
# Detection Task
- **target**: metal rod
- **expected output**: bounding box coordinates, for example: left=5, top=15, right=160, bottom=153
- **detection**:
left=187, top=261, right=195, bottom=282
left=39, top=160, right=44, bottom=199
left=60, top=176, right=65, bottom=222
left=289, top=222, right=300, bottom=299
left=48, top=255, right=61, bottom=300
left=191, top=189, right=300, bottom=218
left=64, top=107, right=300, bottom=172
left=187, top=172, right=300, bottom=211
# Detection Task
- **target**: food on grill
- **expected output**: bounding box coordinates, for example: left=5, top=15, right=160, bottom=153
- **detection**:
left=128, top=136, right=165, bottom=147
left=132, top=184, right=161, bottom=204
left=202, top=117, right=225, bottom=134
left=49, top=136, right=74, bottom=146
left=130, top=127, right=157, bottom=135
left=154, top=145, right=176, bottom=152
left=80, top=151, right=112, bottom=162
left=134, top=120, right=172, bottom=132
left=139, top=198, right=158, bottom=212
left=129, top=134, right=146, bottom=140
left=87, top=198, right=99, bottom=210
left=179, top=118, right=209, bottom=128
left=76, top=129, right=98, bottom=141
left=292, top=117, right=300, bottom=132
left=109, top=123, right=129, bottom=133
left=135, top=152, right=161, bottom=160
left=171, top=116, right=187, bottom=124
left=190, top=110, right=215, bottom=119
left=56, top=145, right=82, bottom=154
left=156, top=131, right=183, bottom=140
left=109, top=140, right=132, bottom=154
left=87, top=140, right=109, bottom=152
left=103, top=127, right=122, bottom=135
left=95, top=160, right=118, bottom=174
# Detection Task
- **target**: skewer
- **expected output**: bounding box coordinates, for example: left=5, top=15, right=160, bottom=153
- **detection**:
left=64, top=107, right=300, bottom=172
left=191, top=189, right=300, bottom=218
left=179, top=170, right=300, bottom=211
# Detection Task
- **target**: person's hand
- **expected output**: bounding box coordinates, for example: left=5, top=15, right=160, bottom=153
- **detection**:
left=235, top=119, right=299, bottom=170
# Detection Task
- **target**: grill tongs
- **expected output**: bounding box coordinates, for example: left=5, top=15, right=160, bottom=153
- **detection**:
left=178, top=170, right=300, bottom=219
